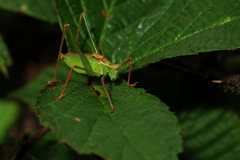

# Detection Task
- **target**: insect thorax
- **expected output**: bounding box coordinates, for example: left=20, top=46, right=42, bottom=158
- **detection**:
left=94, top=59, right=119, bottom=81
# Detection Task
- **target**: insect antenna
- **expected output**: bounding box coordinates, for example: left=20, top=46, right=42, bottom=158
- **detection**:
left=82, top=12, right=98, bottom=53
left=159, top=61, right=207, bottom=78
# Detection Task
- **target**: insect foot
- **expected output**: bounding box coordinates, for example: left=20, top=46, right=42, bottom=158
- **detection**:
left=46, top=81, right=63, bottom=90
left=47, top=79, right=55, bottom=84
left=53, top=95, right=64, bottom=100
left=128, top=82, right=138, bottom=87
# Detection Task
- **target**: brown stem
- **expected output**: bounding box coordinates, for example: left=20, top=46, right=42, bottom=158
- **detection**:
left=14, top=127, right=50, bottom=160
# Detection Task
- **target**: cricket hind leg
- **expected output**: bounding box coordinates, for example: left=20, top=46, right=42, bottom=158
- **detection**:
left=115, top=57, right=138, bottom=87
left=54, top=65, right=98, bottom=100
left=54, top=65, right=115, bottom=114
left=48, top=24, right=69, bottom=85
left=73, top=12, right=98, bottom=53
left=49, top=12, right=98, bottom=85
left=72, top=13, right=84, bottom=53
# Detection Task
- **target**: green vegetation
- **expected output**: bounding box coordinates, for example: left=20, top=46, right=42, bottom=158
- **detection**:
left=0, top=0, right=240, bottom=159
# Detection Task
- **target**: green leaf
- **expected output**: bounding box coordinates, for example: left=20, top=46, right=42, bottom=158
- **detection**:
left=0, top=0, right=57, bottom=22
left=37, top=79, right=182, bottom=159
left=11, top=60, right=181, bottom=158
left=178, top=108, right=240, bottom=160
left=55, top=0, right=240, bottom=73
left=0, top=100, right=19, bottom=144
left=0, top=35, right=12, bottom=78
left=10, top=61, right=86, bottom=107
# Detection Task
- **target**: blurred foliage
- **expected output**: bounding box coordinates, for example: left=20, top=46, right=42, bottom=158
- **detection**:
left=179, top=108, right=240, bottom=160
left=0, top=0, right=57, bottom=22
left=0, top=35, right=11, bottom=78
left=0, top=100, right=19, bottom=144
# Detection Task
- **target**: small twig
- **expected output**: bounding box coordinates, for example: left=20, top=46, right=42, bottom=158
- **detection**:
left=14, top=127, right=50, bottom=160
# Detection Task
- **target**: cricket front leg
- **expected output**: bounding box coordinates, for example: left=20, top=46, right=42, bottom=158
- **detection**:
left=116, top=57, right=138, bottom=87
left=101, top=77, right=115, bottom=113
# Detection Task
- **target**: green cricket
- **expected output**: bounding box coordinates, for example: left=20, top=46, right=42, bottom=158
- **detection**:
left=48, top=12, right=137, bottom=113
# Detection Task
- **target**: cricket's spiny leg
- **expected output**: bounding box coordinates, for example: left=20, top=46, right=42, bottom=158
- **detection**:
left=54, top=64, right=99, bottom=100
left=74, top=12, right=98, bottom=54
left=101, top=77, right=115, bottom=113
left=54, top=65, right=90, bottom=100
left=116, top=57, right=138, bottom=87
left=73, top=13, right=84, bottom=53
left=48, top=24, right=69, bottom=84
left=54, top=65, right=76, bottom=100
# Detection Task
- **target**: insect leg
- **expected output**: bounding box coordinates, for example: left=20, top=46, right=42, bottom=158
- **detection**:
left=73, top=13, right=84, bottom=52
left=115, top=57, right=138, bottom=87
left=49, top=24, right=69, bottom=84
left=54, top=65, right=98, bottom=100
left=101, top=77, right=115, bottom=113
